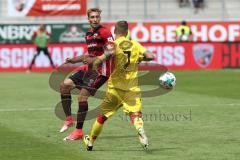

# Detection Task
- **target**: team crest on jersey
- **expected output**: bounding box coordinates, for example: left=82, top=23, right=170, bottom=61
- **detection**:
left=119, top=40, right=133, bottom=50
left=193, top=44, right=214, bottom=68
left=93, top=33, right=98, bottom=39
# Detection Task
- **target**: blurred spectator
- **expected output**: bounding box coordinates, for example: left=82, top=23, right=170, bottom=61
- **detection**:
left=175, top=21, right=193, bottom=42
left=178, top=0, right=190, bottom=7
left=15, top=0, right=26, bottom=12
left=193, top=0, right=204, bottom=13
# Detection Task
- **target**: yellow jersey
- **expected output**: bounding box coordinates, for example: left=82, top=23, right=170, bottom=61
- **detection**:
left=107, top=36, right=146, bottom=92
left=176, top=25, right=191, bottom=36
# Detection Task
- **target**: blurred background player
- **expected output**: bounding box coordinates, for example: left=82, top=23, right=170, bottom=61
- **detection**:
left=28, top=24, right=55, bottom=71
left=175, top=20, right=193, bottom=42
left=83, top=21, right=155, bottom=151
left=59, top=8, right=115, bottom=141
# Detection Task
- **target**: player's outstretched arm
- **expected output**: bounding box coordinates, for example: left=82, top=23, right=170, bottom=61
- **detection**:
left=31, top=33, right=36, bottom=43
left=65, top=53, right=92, bottom=64
left=140, top=51, right=156, bottom=62
left=92, top=42, right=115, bottom=69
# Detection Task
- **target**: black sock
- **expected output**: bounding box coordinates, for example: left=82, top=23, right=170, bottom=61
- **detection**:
left=61, top=95, right=72, bottom=117
left=76, top=101, right=88, bottom=129
left=46, top=54, right=55, bottom=68
left=29, top=55, right=38, bottom=70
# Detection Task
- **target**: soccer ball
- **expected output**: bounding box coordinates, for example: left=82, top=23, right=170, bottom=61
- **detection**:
left=159, top=72, right=176, bottom=89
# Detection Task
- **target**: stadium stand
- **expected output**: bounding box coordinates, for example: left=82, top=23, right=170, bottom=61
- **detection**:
left=0, top=0, right=239, bottom=23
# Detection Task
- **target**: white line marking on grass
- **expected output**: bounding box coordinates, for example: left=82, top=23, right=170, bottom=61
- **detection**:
left=0, top=108, right=52, bottom=112
left=0, top=103, right=239, bottom=112
left=149, top=103, right=240, bottom=107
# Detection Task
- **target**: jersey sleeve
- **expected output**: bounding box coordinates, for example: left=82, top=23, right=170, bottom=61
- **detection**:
left=133, top=40, right=147, bottom=55
left=101, top=28, right=114, bottom=45
left=32, top=31, right=37, bottom=37
left=45, top=31, right=51, bottom=39
left=101, top=28, right=115, bottom=56
left=46, top=31, right=51, bottom=36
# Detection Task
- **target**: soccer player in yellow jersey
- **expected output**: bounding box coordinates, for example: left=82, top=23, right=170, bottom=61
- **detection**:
left=83, top=21, right=155, bottom=151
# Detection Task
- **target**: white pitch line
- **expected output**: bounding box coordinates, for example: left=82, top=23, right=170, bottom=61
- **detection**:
left=0, top=108, right=52, bottom=112
left=0, top=103, right=239, bottom=112
left=148, top=103, right=240, bottom=107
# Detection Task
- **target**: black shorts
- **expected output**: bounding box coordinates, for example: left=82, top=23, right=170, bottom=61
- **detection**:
left=69, top=70, right=108, bottom=96
left=36, top=47, right=49, bottom=55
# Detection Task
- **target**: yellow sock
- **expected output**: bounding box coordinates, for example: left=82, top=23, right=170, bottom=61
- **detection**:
left=90, top=120, right=103, bottom=144
left=133, top=117, right=144, bottom=130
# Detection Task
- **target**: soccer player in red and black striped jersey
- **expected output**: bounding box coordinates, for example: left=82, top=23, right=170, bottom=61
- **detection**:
left=59, top=8, right=115, bottom=141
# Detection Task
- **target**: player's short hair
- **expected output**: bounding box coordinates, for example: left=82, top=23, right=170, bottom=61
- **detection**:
left=114, top=20, right=128, bottom=35
left=87, top=8, right=102, bottom=17
left=181, top=20, right=187, bottom=25
left=39, top=24, right=45, bottom=30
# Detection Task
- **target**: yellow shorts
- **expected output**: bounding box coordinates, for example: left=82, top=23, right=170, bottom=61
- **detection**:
left=101, top=88, right=142, bottom=118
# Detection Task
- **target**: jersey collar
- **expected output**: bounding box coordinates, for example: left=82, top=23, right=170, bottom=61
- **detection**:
left=90, top=25, right=103, bottom=33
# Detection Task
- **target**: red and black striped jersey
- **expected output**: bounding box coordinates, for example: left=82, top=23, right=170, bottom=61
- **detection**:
left=85, top=25, right=114, bottom=77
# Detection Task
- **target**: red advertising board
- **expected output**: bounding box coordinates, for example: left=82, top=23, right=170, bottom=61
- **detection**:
left=1, top=22, right=239, bottom=43
left=8, top=0, right=86, bottom=17
left=0, top=44, right=87, bottom=72
left=104, top=22, right=240, bottom=42
left=222, top=43, right=240, bottom=68
left=0, top=42, right=233, bottom=72
left=141, top=42, right=222, bottom=70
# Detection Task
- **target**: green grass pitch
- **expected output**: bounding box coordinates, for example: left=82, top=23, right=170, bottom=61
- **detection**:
left=0, top=70, right=239, bottom=160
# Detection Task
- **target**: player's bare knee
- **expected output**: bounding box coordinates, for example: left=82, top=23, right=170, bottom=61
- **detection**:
left=78, top=95, right=89, bottom=102
left=78, top=89, right=91, bottom=102
left=60, top=81, right=73, bottom=94
left=60, top=83, right=68, bottom=94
